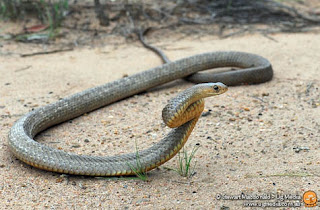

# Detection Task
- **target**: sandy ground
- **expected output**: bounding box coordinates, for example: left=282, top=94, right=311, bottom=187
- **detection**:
left=0, top=32, right=319, bottom=209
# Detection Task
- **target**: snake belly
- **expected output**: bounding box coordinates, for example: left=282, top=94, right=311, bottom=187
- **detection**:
left=8, top=51, right=273, bottom=176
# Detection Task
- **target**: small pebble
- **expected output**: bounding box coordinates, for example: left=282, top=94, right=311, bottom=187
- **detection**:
left=201, top=109, right=212, bottom=117
left=243, top=107, right=250, bottom=111
left=227, top=111, right=234, bottom=115
left=293, top=147, right=310, bottom=153
left=78, top=183, right=87, bottom=189
left=56, top=178, right=64, bottom=183
left=71, top=144, right=81, bottom=148
left=135, top=199, right=149, bottom=204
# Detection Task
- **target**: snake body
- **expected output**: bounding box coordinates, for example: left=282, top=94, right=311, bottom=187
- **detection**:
left=8, top=50, right=273, bottom=176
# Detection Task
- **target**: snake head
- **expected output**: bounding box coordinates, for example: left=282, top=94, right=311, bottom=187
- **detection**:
left=200, top=82, right=228, bottom=97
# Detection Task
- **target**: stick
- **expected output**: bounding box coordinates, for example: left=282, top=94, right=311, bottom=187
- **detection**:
left=20, top=48, right=73, bottom=57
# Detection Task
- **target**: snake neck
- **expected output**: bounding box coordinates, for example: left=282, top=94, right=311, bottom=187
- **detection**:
left=140, top=115, right=201, bottom=173
left=162, top=84, right=212, bottom=127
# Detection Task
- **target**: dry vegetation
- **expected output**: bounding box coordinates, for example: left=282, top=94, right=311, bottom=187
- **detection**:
left=1, top=0, right=320, bottom=46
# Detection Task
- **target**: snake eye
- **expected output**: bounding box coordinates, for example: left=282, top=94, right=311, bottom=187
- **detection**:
left=213, top=85, right=219, bottom=91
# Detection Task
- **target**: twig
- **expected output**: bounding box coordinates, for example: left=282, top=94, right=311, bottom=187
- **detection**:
left=260, top=33, right=278, bottom=42
left=14, top=65, right=32, bottom=72
left=221, top=28, right=248, bottom=38
left=171, top=180, right=194, bottom=185
left=138, top=28, right=170, bottom=64
left=20, top=48, right=73, bottom=57
left=251, top=96, right=265, bottom=103
left=61, top=25, right=108, bottom=33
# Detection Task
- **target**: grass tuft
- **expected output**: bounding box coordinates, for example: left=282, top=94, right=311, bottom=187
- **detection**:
left=176, top=144, right=200, bottom=178
left=126, top=141, right=148, bottom=181
left=163, top=144, right=200, bottom=178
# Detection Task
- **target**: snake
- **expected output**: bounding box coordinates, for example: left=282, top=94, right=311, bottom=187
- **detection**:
left=8, top=34, right=273, bottom=176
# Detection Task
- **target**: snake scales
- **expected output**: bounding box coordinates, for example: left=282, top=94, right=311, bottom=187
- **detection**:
left=8, top=38, right=273, bottom=176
